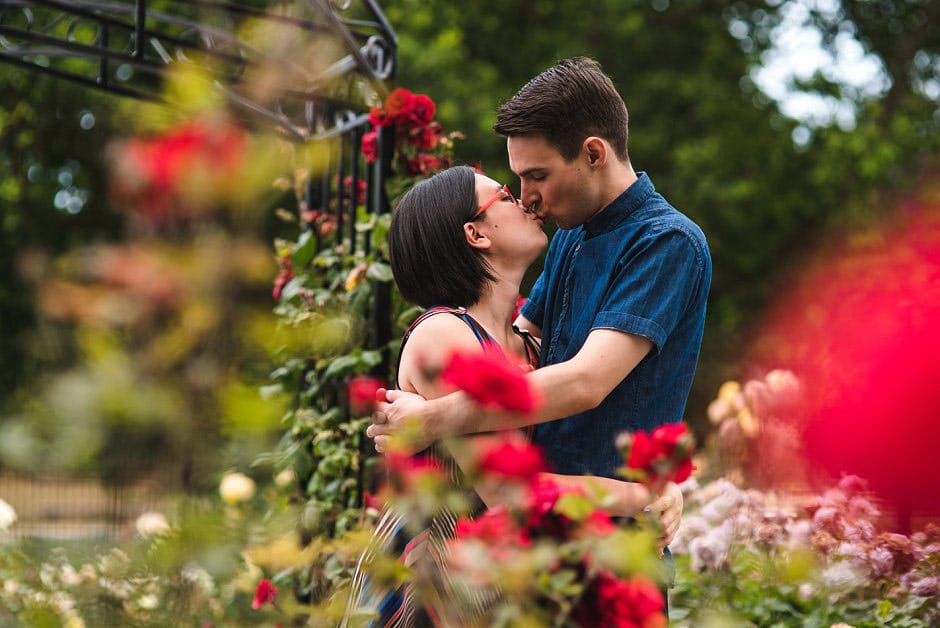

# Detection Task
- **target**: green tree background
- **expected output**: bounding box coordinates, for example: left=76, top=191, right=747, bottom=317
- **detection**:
left=1, top=0, right=938, bottom=432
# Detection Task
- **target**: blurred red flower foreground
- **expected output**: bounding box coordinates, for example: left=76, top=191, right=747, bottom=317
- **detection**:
left=111, top=116, right=247, bottom=222
left=440, top=349, right=540, bottom=414
left=755, top=204, right=940, bottom=524
left=619, top=422, right=695, bottom=489
left=252, top=578, right=277, bottom=609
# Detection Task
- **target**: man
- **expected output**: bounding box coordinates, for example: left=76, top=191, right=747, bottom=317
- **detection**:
left=368, top=57, right=710, bottom=550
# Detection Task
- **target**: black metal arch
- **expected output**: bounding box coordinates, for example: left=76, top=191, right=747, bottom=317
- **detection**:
left=0, top=0, right=397, bottom=140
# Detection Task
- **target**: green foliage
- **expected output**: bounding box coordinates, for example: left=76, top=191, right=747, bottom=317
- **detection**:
left=0, top=69, right=122, bottom=400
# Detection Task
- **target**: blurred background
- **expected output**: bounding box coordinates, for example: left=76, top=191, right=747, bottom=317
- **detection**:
left=1, top=0, right=938, bottom=537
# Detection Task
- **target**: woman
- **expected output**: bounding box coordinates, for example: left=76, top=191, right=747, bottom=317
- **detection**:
left=348, top=166, right=654, bottom=626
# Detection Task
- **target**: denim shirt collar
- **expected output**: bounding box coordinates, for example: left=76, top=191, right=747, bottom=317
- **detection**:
left=583, top=171, right=655, bottom=238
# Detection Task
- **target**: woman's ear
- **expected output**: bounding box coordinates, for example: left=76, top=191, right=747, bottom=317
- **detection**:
left=582, top=136, right=609, bottom=169
left=464, top=221, right=492, bottom=251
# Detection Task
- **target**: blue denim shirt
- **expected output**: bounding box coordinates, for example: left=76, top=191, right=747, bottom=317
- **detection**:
left=521, top=172, right=711, bottom=478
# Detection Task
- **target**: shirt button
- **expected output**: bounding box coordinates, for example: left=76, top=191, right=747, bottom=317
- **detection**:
left=575, top=244, right=581, bottom=252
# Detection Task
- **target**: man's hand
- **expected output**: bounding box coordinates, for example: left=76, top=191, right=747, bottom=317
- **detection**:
left=367, top=388, right=435, bottom=454
left=646, top=481, right=683, bottom=547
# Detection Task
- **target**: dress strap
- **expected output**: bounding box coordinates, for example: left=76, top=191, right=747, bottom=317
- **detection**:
left=512, top=325, right=541, bottom=369
left=397, top=306, right=500, bottom=388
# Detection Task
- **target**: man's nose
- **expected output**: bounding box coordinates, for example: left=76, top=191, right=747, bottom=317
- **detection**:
left=520, top=182, right=537, bottom=207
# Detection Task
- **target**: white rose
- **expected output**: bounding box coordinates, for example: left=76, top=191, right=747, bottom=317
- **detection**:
left=135, top=512, right=170, bottom=538
left=274, top=468, right=295, bottom=488
left=707, top=398, right=732, bottom=424
left=138, top=594, right=159, bottom=610
left=62, top=611, right=86, bottom=628
left=0, top=498, right=17, bottom=531
left=765, top=369, right=799, bottom=394
left=220, top=472, right=256, bottom=505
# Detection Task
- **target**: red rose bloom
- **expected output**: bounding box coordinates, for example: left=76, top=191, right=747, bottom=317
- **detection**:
left=361, top=130, right=379, bottom=163
left=478, top=437, right=548, bottom=479
left=625, top=431, right=666, bottom=471
left=456, top=507, right=518, bottom=542
left=574, top=572, right=665, bottom=628
left=416, top=121, right=443, bottom=151
left=272, top=267, right=294, bottom=301
left=440, top=349, right=540, bottom=414
left=368, top=105, right=391, bottom=128
left=405, top=93, right=436, bottom=126
left=582, top=510, right=617, bottom=537
left=383, top=87, right=416, bottom=121
left=348, top=376, right=385, bottom=415
left=252, top=578, right=277, bottom=609
left=623, top=422, right=695, bottom=486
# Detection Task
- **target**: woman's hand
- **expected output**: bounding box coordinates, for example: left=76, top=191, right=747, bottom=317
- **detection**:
left=645, top=481, right=683, bottom=547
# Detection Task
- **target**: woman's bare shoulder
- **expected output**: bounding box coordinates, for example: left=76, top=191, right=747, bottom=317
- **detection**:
left=403, top=312, right=482, bottom=356
left=398, top=313, right=483, bottom=395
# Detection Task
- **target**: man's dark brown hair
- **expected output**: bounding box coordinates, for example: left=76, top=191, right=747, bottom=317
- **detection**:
left=494, top=57, right=630, bottom=163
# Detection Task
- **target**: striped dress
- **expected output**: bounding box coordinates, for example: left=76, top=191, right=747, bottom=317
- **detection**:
left=345, top=307, right=539, bottom=627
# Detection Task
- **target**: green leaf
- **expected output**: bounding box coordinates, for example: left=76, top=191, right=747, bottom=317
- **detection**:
left=322, top=354, right=360, bottom=380
left=366, top=262, right=394, bottom=282
left=292, top=230, right=319, bottom=269
left=554, top=492, right=594, bottom=521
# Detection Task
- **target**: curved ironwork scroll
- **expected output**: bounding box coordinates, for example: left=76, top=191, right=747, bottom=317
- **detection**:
left=0, top=0, right=397, bottom=140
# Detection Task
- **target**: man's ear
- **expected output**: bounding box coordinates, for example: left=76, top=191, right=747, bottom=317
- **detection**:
left=583, top=136, right=609, bottom=169
left=464, top=221, right=492, bottom=251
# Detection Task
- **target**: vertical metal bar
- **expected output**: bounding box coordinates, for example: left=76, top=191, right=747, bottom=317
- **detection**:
left=97, top=24, right=109, bottom=86
left=135, top=0, right=146, bottom=60
left=336, top=134, right=351, bottom=255
left=371, top=124, right=393, bottom=377
left=321, top=160, right=333, bottom=247
left=351, top=127, right=366, bottom=257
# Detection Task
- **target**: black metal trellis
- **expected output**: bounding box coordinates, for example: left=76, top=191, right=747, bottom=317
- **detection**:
left=0, top=0, right=397, bottom=534
left=0, top=0, right=396, bottom=368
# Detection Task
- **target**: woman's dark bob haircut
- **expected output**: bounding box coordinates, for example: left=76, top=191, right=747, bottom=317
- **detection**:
left=389, top=165, right=495, bottom=309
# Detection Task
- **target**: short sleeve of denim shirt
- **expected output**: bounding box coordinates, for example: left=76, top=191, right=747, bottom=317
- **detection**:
left=592, top=226, right=706, bottom=354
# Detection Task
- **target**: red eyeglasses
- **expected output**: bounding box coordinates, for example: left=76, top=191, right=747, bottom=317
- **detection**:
left=470, top=184, right=518, bottom=220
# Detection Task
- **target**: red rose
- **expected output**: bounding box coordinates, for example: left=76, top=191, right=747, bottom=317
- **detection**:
left=528, top=475, right=563, bottom=518
left=405, top=93, right=436, bottom=126
left=384, top=87, right=416, bottom=121
left=363, top=491, right=381, bottom=511
left=348, top=376, right=385, bottom=415
left=478, top=437, right=548, bottom=479
left=252, top=578, right=277, bottom=609
left=415, top=122, right=443, bottom=151
left=625, top=431, right=666, bottom=471
left=671, top=457, right=694, bottom=484
left=574, top=571, right=665, bottom=628
left=343, top=175, right=367, bottom=206
left=272, top=267, right=294, bottom=301
left=368, top=106, right=391, bottom=128
left=581, top=510, right=617, bottom=537
left=439, top=349, right=540, bottom=414
left=456, top=507, right=510, bottom=541
left=361, top=130, right=379, bottom=163
left=623, top=422, right=695, bottom=486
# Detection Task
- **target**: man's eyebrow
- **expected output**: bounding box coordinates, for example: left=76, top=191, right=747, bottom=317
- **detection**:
left=517, top=167, right=546, bottom=178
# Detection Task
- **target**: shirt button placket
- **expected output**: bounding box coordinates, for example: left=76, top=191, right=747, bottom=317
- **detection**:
left=551, top=239, right=583, bottom=362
